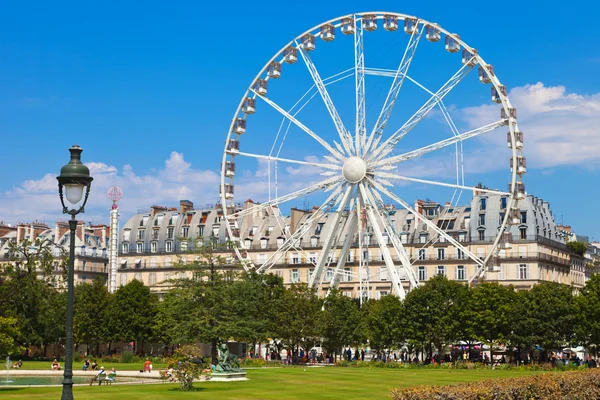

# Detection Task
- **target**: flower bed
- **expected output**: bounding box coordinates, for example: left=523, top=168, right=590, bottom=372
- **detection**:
left=391, top=368, right=600, bottom=399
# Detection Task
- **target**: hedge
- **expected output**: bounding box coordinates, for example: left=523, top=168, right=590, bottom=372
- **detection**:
left=391, top=368, right=600, bottom=399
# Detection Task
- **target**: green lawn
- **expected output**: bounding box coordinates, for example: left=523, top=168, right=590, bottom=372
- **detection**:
left=0, top=367, right=547, bottom=399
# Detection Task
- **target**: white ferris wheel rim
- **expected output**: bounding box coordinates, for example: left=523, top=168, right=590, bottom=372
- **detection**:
left=220, top=11, right=522, bottom=296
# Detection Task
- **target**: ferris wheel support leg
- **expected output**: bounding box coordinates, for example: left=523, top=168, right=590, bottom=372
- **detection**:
left=358, top=183, right=406, bottom=299
left=364, top=184, right=420, bottom=289
left=354, top=15, right=366, bottom=157
left=309, top=186, right=353, bottom=288
left=325, top=211, right=358, bottom=295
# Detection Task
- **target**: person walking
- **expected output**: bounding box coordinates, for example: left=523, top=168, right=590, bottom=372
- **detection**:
left=346, top=348, right=352, bottom=362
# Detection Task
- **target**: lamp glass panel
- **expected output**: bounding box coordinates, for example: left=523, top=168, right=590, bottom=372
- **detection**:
left=64, top=183, right=84, bottom=205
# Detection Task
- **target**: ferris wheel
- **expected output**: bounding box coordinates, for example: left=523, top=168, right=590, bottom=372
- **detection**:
left=220, top=12, right=525, bottom=299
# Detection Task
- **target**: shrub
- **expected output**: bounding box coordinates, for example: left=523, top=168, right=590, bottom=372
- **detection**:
left=391, top=368, right=600, bottom=399
left=120, top=351, right=135, bottom=363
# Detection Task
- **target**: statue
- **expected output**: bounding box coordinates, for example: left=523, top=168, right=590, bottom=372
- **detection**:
left=214, top=343, right=242, bottom=373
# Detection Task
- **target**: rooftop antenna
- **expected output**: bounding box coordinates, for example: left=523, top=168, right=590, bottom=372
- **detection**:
left=107, top=186, right=123, bottom=294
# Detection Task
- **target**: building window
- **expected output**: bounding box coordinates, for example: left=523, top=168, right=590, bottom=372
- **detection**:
left=419, top=233, right=428, bottom=244
left=292, top=253, right=300, bottom=264
left=309, top=253, right=317, bottom=264
left=310, top=236, right=318, bottom=247
left=343, top=267, right=352, bottom=282
left=134, top=272, right=142, bottom=282
left=260, top=238, right=268, bottom=249
left=166, top=241, right=173, bottom=252
left=376, top=291, right=388, bottom=300
left=308, top=268, right=314, bottom=281
left=149, top=272, right=157, bottom=286
left=519, top=264, right=529, bottom=279
left=81, top=261, right=87, bottom=271
left=277, top=237, right=284, bottom=247
left=456, top=265, right=465, bottom=280
left=121, top=243, right=129, bottom=253
left=182, top=226, right=189, bottom=238
left=164, top=272, right=170, bottom=281
left=123, top=229, right=131, bottom=242
left=437, top=248, right=445, bottom=260
left=120, top=273, right=127, bottom=286
left=167, top=227, right=174, bottom=239
left=150, top=242, right=157, bottom=253
left=347, top=252, right=353, bottom=262
left=418, top=249, right=426, bottom=260
left=151, top=229, right=159, bottom=240
left=520, top=211, right=527, bottom=224
left=519, top=227, right=527, bottom=240
left=325, top=268, right=333, bottom=281
left=401, top=233, right=408, bottom=244
left=378, top=267, right=388, bottom=281
left=500, top=197, right=507, bottom=209
left=457, top=248, right=465, bottom=259
left=290, top=269, right=300, bottom=283
left=478, top=230, right=485, bottom=241
left=418, top=266, right=426, bottom=281
left=458, top=232, right=466, bottom=242
left=437, top=266, right=446, bottom=276
left=137, top=230, right=145, bottom=240
left=479, top=214, right=485, bottom=226
left=136, top=242, right=143, bottom=253
left=197, top=225, right=204, bottom=236
left=499, top=212, right=506, bottom=224
left=480, top=198, right=487, bottom=210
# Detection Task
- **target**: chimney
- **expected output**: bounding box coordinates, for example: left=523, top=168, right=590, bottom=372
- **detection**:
left=150, top=205, right=167, bottom=217
left=179, top=200, right=194, bottom=214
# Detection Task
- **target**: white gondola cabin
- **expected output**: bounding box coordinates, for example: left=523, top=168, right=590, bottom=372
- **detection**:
left=283, top=47, right=298, bottom=64
left=254, top=79, right=268, bottom=96
left=507, top=131, right=524, bottom=149
left=363, top=14, right=377, bottom=31
left=426, top=24, right=440, bottom=42
left=509, top=181, right=526, bottom=200
left=501, top=107, right=517, bottom=119
left=320, top=24, right=335, bottom=41
left=509, top=208, right=521, bottom=225
left=233, top=118, right=246, bottom=134
left=478, top=65, right=494, bottom=84
left=445, top=34, right=460, bottom=52
left=226, top=139, right=240, bottom=154
left=220, top=183, right=234, bottom=200
left=242, top=97, right=255, bottom=114
left=491, top=85, right=506, bottom=103
left=267, top=62, right=281, bottom=79
left=224, top=161, right=235, bottom=178
left=341, top=17, right=355, bottom=35
left=404, top=17, right=417, bottom=34
left=461, top=48, right=478, bottom=66
left=383, top=15, right=398, bottom=31
left=499, top=232, right=513, bottom=250
left=510, top=156, right=527, bottom=175
left=301, top=34, right=316, bottom=51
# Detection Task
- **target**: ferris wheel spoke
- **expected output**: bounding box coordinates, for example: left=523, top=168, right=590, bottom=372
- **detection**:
left=373, top=172, right=512, bottom=196
left=297, top=46, right=354, bottom=156
left=372, top=119, right=508, bottom=168
left=367, top=177, right=485, bottom=268
left=358, top=182, right=406, bottom=299
left=326, top=210, right=358, bottom=294
left=370, top=62, right=478, bottom=162
left=309, top=185, right=354, bottom=288
left=354, top=15, right=366, bottom=156
left=363, top=184, right=420, bottom=288
left=237, top=151, right=341, bottom=171
left=232, top=177, right=342, bottom=220
left=256, top=183, right=346, bottom=273
left=363, top=23, right=424, bottom=156
left=252, top=90, right=345, bottom=161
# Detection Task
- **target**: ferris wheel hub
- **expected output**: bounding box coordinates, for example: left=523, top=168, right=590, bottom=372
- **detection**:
left=342, top=156, right=367, bottom=183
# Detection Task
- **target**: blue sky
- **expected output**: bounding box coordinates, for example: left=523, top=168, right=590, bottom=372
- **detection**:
left=0, top=0, right=598, bottom=240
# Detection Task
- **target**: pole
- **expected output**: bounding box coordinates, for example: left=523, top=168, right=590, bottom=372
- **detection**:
left=61, top=216, right=77, bottom=400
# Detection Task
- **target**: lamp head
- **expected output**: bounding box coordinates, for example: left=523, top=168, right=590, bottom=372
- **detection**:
left=57, top=145, right=93, bottom=212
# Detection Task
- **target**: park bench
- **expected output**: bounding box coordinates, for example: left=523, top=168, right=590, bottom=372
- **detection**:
left=94, top=372, right=117, bottom=385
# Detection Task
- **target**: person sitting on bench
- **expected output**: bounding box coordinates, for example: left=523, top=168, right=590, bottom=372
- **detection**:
left=89, top=366, right=106, bottom=386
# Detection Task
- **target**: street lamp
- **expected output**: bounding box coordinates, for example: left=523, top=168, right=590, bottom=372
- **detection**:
left=57, top=145, right=93, bottom=400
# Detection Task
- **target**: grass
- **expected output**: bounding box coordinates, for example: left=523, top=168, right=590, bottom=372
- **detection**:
left=0, top=366, right=548, bottom=399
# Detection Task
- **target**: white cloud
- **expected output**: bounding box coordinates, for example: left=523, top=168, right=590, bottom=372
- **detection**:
left=460, top=82, right=600, bottom=168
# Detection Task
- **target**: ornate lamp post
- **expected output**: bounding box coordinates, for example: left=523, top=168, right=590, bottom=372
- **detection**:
left=56, top=145, right=93, bottom=400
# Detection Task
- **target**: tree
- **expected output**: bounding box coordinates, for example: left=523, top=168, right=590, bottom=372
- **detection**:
left=168, top=345, right=209, bottom=391
left=74, top=277, right=111, bottom=355
left=106, top=279, right=158, bottom=353
left=0, top=237, right=66, bottom=350
left=567, top=241, right=587, bottom=256
left=0, top=316, right=22, bottom=356
left=575, top=274, right=600, bottom=355
left=465, top=282, right=517, bottom=359
left=271, top=283, right=322, bottom=359
left=402, top=275, right=469, bottom=356
left=320, top=288, right=363, bottom=358
left=362, top=295, right=403, bottom=354
left=510, top=282, right=576, bottom=353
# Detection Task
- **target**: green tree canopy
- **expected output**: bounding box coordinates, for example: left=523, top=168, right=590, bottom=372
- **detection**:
left=320, top=288, right=363, bottom=355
